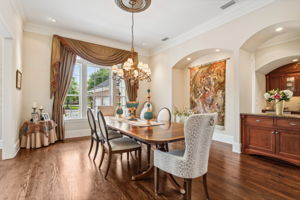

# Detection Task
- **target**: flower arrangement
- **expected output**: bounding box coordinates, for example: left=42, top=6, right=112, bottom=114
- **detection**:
left=264, top=89, right=293, bottom=102
left=174, top=107, right=194, bottom=123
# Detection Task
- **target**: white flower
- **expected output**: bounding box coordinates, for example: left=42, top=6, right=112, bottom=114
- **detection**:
left=283, top=90, right=293, bottom=98
left=264, top=93, right=271, bottom=100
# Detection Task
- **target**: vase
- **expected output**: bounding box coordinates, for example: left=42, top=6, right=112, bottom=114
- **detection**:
left=275, top=100, right=284, bottom=115
left=143, top=103, right=153, bottom=125
left=116, top=107, right=123, bottom=118
left=126, top=101, right=139, bottom=120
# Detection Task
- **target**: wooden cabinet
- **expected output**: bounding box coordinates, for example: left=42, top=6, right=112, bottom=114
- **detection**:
left=241, top=114, right=300, bottom=166
left=266, top=62, right=300, bottom=96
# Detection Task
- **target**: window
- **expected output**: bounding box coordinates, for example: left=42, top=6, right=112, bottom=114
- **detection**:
left=64, top=64, right=81, bottom=119
left=64, top=57, right=126, bottom=120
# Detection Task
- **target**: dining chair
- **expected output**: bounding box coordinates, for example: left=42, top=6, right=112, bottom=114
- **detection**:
left=154, top=113, right=217, bottom=200
left=87, top=108, right=122, bottom=161
left=140, top=101, right=153, bottom=120
left=97, top=110, right=142, bottom=178
left=157, top=107, right=171, bottom=122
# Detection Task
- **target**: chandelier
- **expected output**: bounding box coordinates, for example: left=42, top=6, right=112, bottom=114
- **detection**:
left=112, top=0, right=151, bottom=84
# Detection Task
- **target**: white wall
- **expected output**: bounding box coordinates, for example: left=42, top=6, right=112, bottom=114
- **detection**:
left=0, top=37, right=2, bottom=142
left=22, top=31, right=151, bottom=139
left=149, top=0, right=300, bottom=153
left=0, top=0, right=23, bottom=159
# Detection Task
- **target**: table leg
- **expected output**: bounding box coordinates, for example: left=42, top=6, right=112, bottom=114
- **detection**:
left=166, top=173, right=186, bottom=194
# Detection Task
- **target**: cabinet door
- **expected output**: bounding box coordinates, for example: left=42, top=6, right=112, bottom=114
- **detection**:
left=245, top=126, right=276, bottom=154
left=267, top=76, right=282, bottom=91
left=282, top=73, right=300, bottom=96
left=276, top=130, right=300, bottom=161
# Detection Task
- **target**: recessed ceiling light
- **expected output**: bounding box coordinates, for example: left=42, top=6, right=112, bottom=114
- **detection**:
left=215, top=49, right=221, bottom=52
left=292, top=58, right=298, bottom=62
left=275, top=27, right=283, bottom=32
left=48, top=17, right=56, bottom=23
left=187, top=57, right=191, bottom=61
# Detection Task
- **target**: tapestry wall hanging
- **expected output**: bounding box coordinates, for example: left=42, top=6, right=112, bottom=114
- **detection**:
left=190, top=60, right=226, bottom=125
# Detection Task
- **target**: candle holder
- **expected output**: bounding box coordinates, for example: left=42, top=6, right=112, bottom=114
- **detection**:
left=39, top=108, right=44, bottom=120
left=32, top=107, right=37, bottom=113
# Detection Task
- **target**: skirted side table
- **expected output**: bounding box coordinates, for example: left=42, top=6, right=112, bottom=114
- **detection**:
left=20, top=120, right=58, bottom=149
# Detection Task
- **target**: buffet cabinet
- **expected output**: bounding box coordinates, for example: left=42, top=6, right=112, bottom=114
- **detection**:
left=241, top=113, right=300, bottom=166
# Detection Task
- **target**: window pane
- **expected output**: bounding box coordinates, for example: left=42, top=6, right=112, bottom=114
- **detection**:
left=64, top=63, right=81, bottom=119
left=64, top=96, right=80, bottom=119
left=87, top=66, right=112, bottom=110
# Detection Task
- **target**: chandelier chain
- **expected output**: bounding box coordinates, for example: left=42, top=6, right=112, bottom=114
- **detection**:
left=131, top=5, right=134, bottom=50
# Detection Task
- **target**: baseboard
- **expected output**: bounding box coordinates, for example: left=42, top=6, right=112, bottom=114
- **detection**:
left=13, top=140, right=20, bottom=157
left=0, top=140, right=3, bottom=149
left=232, top=142, right=242, bottom=153
left=65, top=129, right=90, bottom=139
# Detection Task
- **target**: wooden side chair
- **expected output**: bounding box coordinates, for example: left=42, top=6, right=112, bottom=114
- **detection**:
left=87, top=108, right=122, bottom=161
left=97, top=110, right=142, bottom=178
left=154, top=113, right=217, bottom=200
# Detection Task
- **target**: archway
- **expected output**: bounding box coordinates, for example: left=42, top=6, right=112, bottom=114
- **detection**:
left=171, top=48, right=234, bottom=144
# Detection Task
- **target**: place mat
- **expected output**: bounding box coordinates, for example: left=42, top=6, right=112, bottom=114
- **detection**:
left=111, top=117, right=165, bottom=127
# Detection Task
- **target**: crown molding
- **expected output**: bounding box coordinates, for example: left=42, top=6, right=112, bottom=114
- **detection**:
left=24, top=23, right=151, bottom=57
left=150, top=0, right=275, bottom=56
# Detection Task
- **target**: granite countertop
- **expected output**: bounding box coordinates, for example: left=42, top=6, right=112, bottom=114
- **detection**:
left=241, top=113, right=300, bottom=119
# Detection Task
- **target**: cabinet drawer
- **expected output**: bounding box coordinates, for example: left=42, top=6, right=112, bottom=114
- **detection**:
left=276, top=118, right=300, bottom=130
left=245, top=116, right=274, bottom=128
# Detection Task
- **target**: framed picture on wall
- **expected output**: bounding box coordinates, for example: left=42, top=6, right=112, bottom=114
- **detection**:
left=16, top=70, right=22, bottom=89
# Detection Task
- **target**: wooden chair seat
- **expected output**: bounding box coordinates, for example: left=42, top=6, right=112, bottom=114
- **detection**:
left=104, top=137, right=141, bottom=152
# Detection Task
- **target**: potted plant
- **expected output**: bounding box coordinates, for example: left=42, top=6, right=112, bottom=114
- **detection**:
left=174, top=107, right=194, bottom=123
left=264, top=89, right=293, bottom=115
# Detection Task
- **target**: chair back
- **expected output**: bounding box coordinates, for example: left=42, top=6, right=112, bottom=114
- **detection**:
left=87, top=108, right=97, bottom=137
left=183, top=113, right=217, bottom=177
left=140, top=101, right=153, bottom=120
left=97, top=110, right=111, bottom=146
left=98, top=106, right=115, bottom=116
left=157, top=107, right=171, bottom=122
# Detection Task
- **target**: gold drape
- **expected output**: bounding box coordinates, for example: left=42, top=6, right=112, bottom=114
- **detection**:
left=50, top=35, right=137, bottom=97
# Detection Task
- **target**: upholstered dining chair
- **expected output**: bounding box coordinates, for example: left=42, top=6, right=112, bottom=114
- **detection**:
left=157, top=107, right=171, bottom=122
left=97, top=110, right=142, bottom=178
left=154, top=113, right=217, bottom=200
left=87, top=108, right=122, bottom=161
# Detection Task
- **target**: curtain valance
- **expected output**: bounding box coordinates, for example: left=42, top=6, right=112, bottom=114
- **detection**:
left=50, top=35, right=137, bottom=97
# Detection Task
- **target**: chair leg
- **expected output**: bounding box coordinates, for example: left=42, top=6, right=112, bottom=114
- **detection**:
left=98, top=145, right=105, bottom=168
left=88, top=138, right=94, bottom=156
left=203, top=174, right=209, bottom=200
left=93, top=141, right=99, bottom=161
left=154, top=167, right=159, bottom=195
left=184, top=179, right=192, bottom=200
left=127, top=152, right=129, bottom=162
left=104, top=150, right=112, bottom=179
left=165, top=143, right=169, bottom=152
left=137, top=149, right=142, bottom=172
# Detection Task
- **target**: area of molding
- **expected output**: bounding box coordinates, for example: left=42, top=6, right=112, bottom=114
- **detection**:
left=149, top=0, right=275, bottom=56
left=24, top=23, right=151, bottom=57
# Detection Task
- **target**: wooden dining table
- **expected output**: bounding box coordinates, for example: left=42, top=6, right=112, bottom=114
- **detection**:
left=105, top=116, right=186, bottom=194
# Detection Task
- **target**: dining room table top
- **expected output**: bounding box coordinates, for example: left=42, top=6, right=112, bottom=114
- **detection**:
left=105, top=116, right=185, bottom=144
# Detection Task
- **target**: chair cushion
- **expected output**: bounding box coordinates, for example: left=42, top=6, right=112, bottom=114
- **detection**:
left=94, top=130, right=122, bottom=140
left=105, top=137, right=141, bottom=151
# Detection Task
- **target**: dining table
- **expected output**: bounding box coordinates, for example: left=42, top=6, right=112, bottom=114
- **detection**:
left=105, top=116, right=186, bottom=194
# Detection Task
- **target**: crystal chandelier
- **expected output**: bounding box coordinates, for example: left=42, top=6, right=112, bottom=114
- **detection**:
left=112, top=0, right=151, bottom=84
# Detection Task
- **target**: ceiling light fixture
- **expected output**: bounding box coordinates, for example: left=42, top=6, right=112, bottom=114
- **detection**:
left=215, top=49, right=221, bottom=52
left=292, top=58, right=298, bottom=62
left=275, top=27, right=283, bottom=32
left=187, top=57, right=191, bottom=61
left=48, top=17, right=56, bottom=23
left=112, top=0, right=152, bottom=84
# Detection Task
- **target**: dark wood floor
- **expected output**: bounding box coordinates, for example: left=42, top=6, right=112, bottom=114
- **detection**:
left=0, top=138, right=299, bottom=200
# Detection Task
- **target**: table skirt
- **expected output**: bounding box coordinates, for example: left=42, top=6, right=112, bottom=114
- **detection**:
left=20, top=129, right=58, bottom=149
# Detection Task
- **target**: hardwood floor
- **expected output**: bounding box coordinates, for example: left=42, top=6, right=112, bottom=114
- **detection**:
left=0, top=138, right=299, bottom=200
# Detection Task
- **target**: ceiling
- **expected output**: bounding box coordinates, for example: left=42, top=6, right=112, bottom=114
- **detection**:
left=17, top=0, right=275, bottom=53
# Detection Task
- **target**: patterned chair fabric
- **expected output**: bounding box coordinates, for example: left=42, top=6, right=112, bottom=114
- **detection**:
left=157, top=107, right=171, bottom=122
left=154, top=113, right=217, bottom=179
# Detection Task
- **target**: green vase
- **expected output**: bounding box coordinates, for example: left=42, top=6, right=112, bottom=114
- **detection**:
left=143, top=103, right=153, bottom=124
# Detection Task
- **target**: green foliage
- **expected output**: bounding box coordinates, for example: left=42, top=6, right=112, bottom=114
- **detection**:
left=69, top=77, right=79, bottom=95
left=87, top=69, right=110, bottom=90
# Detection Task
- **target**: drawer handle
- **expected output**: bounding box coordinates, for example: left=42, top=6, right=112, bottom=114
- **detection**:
left=256, top=120, right=261, bottom=122
left=289, top=122, right=298, bottom=126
